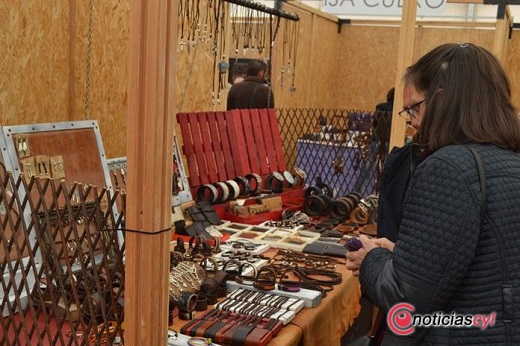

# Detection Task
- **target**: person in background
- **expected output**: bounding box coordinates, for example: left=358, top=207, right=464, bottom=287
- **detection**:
left=352, top=87, right=394, bottom=195
left=227, top=59, right=275, bottom=110
left=347, top=43, right=520, bottom=345
left=376, top=84, right=422, bottom=242
left=233, top=76, right=245, bottom=85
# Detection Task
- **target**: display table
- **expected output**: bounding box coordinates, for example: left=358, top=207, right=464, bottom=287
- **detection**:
left=295, top=139, right=375, bottom=198
left=170, top=257, right=361, bottom=346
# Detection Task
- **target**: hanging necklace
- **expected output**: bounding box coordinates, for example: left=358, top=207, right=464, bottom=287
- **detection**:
left=290, top=20, right=299, bottom=93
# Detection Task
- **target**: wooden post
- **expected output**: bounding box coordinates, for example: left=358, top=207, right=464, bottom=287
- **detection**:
left=493, top=3, right=512, bottom=66
left=125, top=0, right=178, bottom=345
left=389, top=1, right=418, bottom=150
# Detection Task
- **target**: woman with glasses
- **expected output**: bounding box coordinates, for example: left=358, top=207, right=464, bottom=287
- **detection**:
left=346, top=43, right=520, bottom=345
left=375, top=85, right=426, bottom=244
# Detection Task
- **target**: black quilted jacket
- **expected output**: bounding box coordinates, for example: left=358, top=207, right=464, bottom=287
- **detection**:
left=360, top=144, right=520, bottom=345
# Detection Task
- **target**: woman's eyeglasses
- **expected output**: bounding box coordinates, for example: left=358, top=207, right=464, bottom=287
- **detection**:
left=398, top=99, right=425, bottom=121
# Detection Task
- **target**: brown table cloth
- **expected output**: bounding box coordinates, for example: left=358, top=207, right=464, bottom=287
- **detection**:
left=171, top=254, right=361, bottom=346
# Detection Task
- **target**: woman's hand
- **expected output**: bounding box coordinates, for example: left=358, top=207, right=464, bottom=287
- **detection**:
left=372, top=237, right=395, bottom=251
left=345, top=235, right=393, bottom=276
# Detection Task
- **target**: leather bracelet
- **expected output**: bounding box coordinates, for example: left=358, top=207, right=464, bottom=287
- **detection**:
left=302, top=195, right=327, bottom=216
left=305, top=185, right=321, bottom=197
left=245, top=173, right=262, bottom=194
left=195, top=293, right=208, bottom=311
left=339, top=196, right=356, bottom=213
left=350, top=191, right=363, bottom=200
left=212, top=314, right=242, bottom=344
left=282, top=170, right=295, bottom=188
left=318, top=183, right=334, bottom=198
left=226, top=315, right=259, bottom=345
left=344, top=192, right=361, bottom=207
left=265, top=172, right=284, bottom=193
left=224, top=179, right=240, bottom=199
left=235, top=262, right=258, bottom=286
left=233, top=176, right=250, bottom=195
left=336, top=224, right=357, bottom=233
left=197, top=184, right=218, bottom=204
left=329, top=199, right=352, bottom=220
left=278, top=268, right=302, bottom=292
left=214, top=181, right=230, bottom=203
left=361, top=223, right=377, bottom=236
left=318, top=193, right=333, bottom=208
left=222, top=259, right=241, bottom=281
left=254, top=266, right=277, bottom=291
left=178, top=291, right=197, bottom=313
left=291, top=166, right=307, bottom=187
left=350, top=206, right=369, bottom=224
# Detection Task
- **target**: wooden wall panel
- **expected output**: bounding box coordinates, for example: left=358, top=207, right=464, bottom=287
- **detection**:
left=1, top=1, right=520, bottom=160
left=335, top=25, right=400, bottom=111
left=416, top=27, right=495, bottom=57
left=275, top=3, right=338, bottom=109
left=174, top=35, right=221, bottom=113
left=507, top=32, right=520, bottom=109
left=0, top=2, right=69, bottom=125
left=334, top=24, right=511, bottom=112
left=72, top=0, right=130, bottom=159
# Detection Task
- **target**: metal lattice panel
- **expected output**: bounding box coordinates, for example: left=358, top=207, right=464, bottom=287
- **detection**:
left=1, top=172, right=126, bottom=346
left=277, top=108, right=392, bottom=198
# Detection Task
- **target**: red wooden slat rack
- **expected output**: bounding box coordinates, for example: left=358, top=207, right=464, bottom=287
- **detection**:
left=177, top=109, right=287, bottom=197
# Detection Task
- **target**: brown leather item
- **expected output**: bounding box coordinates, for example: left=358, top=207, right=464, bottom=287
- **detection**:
left=253, top=266, right=277, bottom=291
left=350, top=206, right=369, bottom=224
left=244, top=327, right=272, bottom=346
left=222, top=315, right=257, bottom=345
left=213, top=314, right=242, bottom=344
left=360, top=223, right=377, bottom=236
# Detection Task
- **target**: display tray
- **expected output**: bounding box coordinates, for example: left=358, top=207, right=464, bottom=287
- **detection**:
left=214, top=188, right=305, bottom=225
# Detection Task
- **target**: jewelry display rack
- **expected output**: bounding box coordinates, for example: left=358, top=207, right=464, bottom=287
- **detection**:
left=0, top=120, right=117, bottom=315
left=106, top=135, right=192, bottom=207
left=224, top=0, right=300, bottom=22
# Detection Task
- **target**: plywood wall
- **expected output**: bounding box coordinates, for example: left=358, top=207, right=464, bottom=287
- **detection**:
left=274, top=3, right=339, bottom=109
left=335, top=25, right=400, bottom=111
left=333, top=23, right=518, bottom=111
left=71, top=0, right=130, bottom=159
left=0, top=2, right=69, bottom=125
left=1, top=1, right=520, bottom=159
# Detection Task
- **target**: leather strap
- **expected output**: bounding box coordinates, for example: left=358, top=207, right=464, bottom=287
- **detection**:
left=230, top=324, right=257, bottom=346
left=223, top=315, right=257, bottom=346
left=212, top=315, right=242, bottom=344
left=200, top=310, right=232, bottom=339
left=181, top=309, right=218, bottom=336
left=244, top=327, right=272, bottom=346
